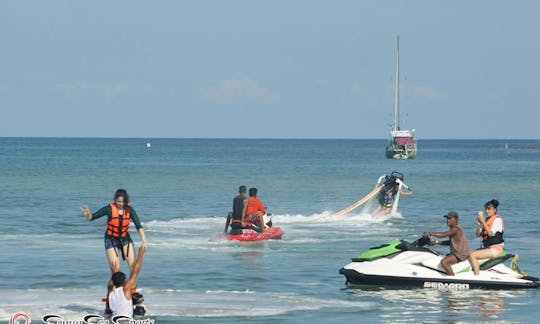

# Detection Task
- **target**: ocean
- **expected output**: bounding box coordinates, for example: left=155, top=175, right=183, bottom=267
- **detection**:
left=1, top=138, right=539, bottom=323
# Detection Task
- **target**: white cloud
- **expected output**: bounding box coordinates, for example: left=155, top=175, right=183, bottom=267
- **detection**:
left=196, top=77, right=279, bottom=104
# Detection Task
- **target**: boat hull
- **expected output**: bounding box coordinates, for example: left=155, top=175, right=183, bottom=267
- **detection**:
left=385, top=143, right=417, bottom=159
left=210, top=226, right=283, bottom=242
left=340, top=239, right=540, bottom=289
left=339, top=267, right=540, bottom=289
left=227, top=226, right=283, bottom=241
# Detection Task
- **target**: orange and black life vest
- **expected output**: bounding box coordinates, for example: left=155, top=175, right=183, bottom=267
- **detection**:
left=106, top=202, right=131, bottom=237
left=482, top=214, right=504, bottom=247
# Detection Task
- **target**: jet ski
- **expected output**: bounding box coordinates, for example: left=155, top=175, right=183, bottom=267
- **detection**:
left=339, top=236, right=539, bottom=289
left=210, top=213, right=283, bottom=242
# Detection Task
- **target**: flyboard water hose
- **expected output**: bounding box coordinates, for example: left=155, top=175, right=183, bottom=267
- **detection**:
left=316, top=172, right=409, bottom=220
left=327, top=176, right=386, bottom=218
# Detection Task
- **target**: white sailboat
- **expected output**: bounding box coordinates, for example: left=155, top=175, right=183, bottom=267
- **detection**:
left=385, top=35, right=417, bottom=159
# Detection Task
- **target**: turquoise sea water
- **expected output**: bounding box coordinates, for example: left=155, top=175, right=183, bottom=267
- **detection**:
left=1, top=138, right=540, bottom=323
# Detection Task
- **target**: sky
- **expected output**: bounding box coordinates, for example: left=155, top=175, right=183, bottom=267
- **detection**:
left=1, top=1, right=539, bottom=139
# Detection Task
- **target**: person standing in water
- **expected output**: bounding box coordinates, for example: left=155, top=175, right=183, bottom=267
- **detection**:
left=81, top=189, right=147, bottom=315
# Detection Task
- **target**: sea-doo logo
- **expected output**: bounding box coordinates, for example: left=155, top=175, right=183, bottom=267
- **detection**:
left=423, top=281, right=470, bottom=290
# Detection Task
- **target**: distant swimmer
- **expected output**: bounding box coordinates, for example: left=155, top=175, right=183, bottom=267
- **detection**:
left=81, top=188, right=147, bottom=316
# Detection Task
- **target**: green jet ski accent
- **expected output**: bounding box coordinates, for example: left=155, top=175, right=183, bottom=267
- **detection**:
left=354, top=239, right=403, bottom=261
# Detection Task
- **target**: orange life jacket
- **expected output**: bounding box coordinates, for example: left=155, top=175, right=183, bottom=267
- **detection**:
left=482, top=214, right=504, bottom=247
left=106, top=203, right=130, bottom=237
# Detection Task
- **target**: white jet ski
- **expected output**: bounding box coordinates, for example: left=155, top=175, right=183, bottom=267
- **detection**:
left=339, top=237, right=539, bottom=289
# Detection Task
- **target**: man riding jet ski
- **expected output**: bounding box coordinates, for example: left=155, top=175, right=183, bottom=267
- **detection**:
left=339, top=236, right=539, bottom=289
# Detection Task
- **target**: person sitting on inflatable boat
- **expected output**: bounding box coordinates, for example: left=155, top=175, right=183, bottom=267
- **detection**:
left=226, top=185, right=248, bottom=235
left=242, top=187, right=268, bottom=233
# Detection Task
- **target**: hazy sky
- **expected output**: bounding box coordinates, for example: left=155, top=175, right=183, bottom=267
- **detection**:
left=1, top=1, right=539, bottom=139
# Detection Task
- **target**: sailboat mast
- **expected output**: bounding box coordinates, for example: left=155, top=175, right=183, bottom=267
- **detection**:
left=393, top=35, right=400, bottom=132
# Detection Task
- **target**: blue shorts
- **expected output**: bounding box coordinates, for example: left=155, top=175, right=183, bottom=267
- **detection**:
left=104, top=234, right=133, bottom=250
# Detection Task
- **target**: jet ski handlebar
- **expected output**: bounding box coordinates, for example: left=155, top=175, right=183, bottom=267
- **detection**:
left=412, top=235, right=431, bottom=247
